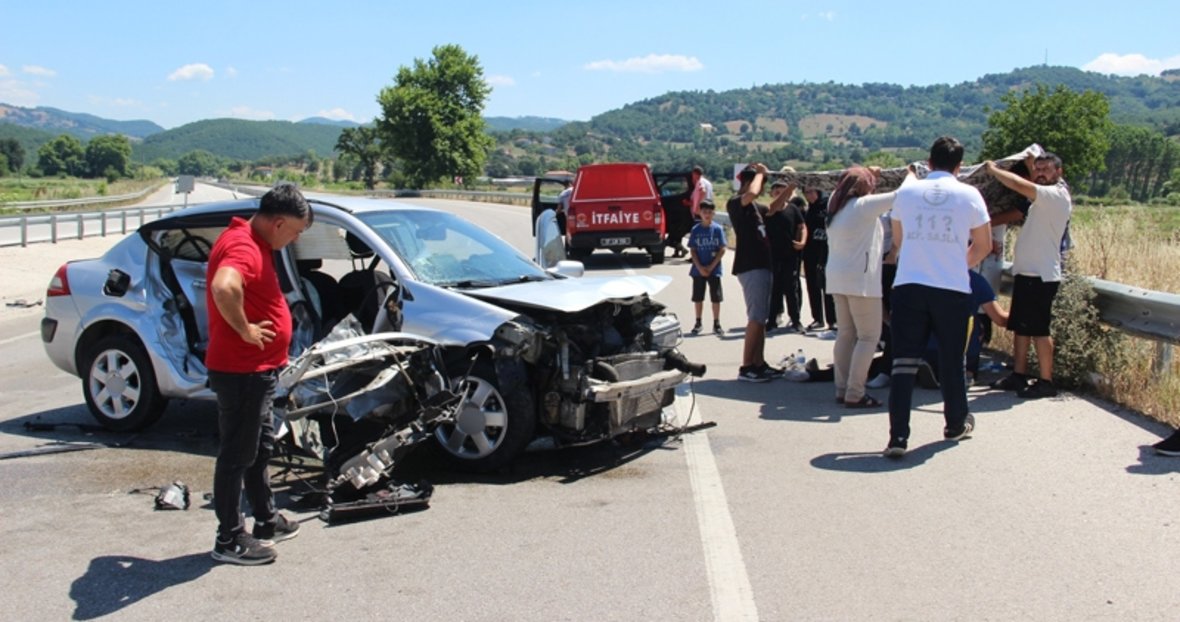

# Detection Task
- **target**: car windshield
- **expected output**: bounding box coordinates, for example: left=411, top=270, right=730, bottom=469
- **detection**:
left=357, top=210, right=549, bottom=288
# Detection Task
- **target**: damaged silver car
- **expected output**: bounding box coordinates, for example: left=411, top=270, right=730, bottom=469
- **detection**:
left=41, top=195, right=704, bottom=471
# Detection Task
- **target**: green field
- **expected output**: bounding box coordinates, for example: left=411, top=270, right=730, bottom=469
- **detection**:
left=0, top=177, right=158, bottom=203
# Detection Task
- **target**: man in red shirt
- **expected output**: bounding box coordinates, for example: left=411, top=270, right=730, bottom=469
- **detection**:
left=207, top=184, right=311, bottom=565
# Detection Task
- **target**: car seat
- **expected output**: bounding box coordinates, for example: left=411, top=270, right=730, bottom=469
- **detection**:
left=337, top=232, right=394, bottom=333
left=296, top=258, right=342, bottom=329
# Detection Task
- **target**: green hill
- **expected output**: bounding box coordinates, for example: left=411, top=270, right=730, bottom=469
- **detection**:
left=0, top=123, right=57, bottom=162
left=493, top=65, right=1180, bottom=181
left=132, top=119, right=345, bottom=162
left=486, top=116, right=570, bottom=132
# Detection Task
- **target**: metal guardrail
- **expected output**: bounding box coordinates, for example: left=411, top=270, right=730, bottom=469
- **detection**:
left=0, top=186, right=158, bottom=210
left=1090, top=278, right=1180, bottom=346
left=0, top=205, right=181, bottom=247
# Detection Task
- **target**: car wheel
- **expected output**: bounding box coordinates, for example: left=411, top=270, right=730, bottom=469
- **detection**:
left=434, top=360, right=535, bottom=472
left=649, top=247, right=666, bottom=264
left=81, top=335, right=168, bottom=431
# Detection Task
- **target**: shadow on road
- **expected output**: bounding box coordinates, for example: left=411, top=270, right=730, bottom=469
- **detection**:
left=809, top=440, right=961, bottom=472
left=575, top=250, right=656, bottom=271
left=1126, top=445, right=1180, bottom=475
left=70, top=553, right=211, bottom=620
left=1, top=400, right=219, bottom=458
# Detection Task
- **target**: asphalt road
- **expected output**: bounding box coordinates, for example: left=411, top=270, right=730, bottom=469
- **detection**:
left=0, top=185, right=1177, bottom=621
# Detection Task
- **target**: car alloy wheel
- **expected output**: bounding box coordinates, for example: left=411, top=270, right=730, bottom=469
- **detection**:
left=82, top=335, right=167, bottom=431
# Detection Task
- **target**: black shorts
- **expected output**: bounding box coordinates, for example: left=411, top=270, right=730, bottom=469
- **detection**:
left=1008, top=274, right=1060, bottom=337
left=691, top=275, right=723, bottom=303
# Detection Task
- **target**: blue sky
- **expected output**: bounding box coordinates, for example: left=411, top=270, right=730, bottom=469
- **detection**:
left=2, top=0, right=1178, bottom=129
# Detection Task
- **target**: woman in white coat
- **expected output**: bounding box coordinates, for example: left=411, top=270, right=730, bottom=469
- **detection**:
left=825, top=165, right=913, bottom=407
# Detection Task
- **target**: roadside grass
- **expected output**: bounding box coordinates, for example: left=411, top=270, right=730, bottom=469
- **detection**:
left=0, top=178, right=157, bottom=203
left=990, top=203, right=1180, bottom=428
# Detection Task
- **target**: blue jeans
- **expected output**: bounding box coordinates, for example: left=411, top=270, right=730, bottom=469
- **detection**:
left=210, top=369, right=278, bottom=540
left=888, top=284, right=971, bottom=441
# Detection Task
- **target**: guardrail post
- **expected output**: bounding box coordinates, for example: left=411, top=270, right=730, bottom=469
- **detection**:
left=20, top=216, right=28, bottom=247
left=101, top=212, right=107, bottom=237
left=138, top=208, right=145, bottom=227
left=50, top=214, right=58, bottom=244
left=77, top=213, right=84, bottom=240
left=121, top=210, right=127, bottom=234
left=1153, top=343, right=1173, bottom=379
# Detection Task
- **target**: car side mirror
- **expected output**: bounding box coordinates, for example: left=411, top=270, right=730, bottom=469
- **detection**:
left=104, top=269, right=131, bottom=297
left=547, top=260, right=584, bottom=278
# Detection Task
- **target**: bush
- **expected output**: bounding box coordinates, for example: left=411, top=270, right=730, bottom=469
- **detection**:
left=1050, top=272, right=1126, bottom=389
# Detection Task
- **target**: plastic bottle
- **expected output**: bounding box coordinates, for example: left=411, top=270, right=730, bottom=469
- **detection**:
left=795, top=349, right=806, bottom=370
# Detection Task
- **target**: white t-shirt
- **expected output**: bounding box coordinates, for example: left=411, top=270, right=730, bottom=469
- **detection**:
left=826, top=192, right=897, bottom=298
left=891, top=171, right=990, bottom=294
left=557, top=187, right=573, bottom=211
left=691, top=177, right=714, bottom=215
left=1012, top=182, right=1072, bottom=282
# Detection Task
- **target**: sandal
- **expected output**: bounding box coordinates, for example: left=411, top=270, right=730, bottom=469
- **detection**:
left=844, top=394, right=882, bottom=409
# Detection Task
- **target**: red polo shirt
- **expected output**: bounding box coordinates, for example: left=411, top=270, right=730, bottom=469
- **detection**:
left=205, top=217, right=292, bottom=373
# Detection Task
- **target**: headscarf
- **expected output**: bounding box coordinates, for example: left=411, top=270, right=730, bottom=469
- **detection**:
left=826, top=166, right=877, bottom=226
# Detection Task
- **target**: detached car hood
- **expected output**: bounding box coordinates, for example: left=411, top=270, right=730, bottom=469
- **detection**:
left=466, top=274, right=672, bottom=313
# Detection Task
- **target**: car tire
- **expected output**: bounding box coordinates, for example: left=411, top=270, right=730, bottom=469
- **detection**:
left=81, top=335, right=168, bottom=431
left=433, top=360, right=535, bottom=472
left=649, top=247, right=666, bottom=264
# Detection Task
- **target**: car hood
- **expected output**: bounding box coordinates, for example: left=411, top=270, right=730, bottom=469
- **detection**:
left=464, top=275, right=672, bottom=313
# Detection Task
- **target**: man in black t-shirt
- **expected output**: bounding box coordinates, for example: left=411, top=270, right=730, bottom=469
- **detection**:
left=727, top=164, right=796, bottom=382
left=766, top=187, right=807, bottom=332
left=802, top=188, right=836, bottom=332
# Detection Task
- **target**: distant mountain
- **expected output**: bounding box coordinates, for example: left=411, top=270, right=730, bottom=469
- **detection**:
left=512, top=65, right=1180, bottom=178
left=485, top=116, right=570, bottom=132
left=298, top=117, right=362, bottom=128
left=132, top=118, right=344, bottom=162
left=0, top=104, right=164, bottom=140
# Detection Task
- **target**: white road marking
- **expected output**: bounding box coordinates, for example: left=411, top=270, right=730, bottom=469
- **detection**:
left=0, top=330, right=39, bottom=347
left=674, top=387, right=760, bottom=621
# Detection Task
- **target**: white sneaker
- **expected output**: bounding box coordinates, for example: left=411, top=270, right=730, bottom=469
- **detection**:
left=865, top=372, right=890, bottom=389
left=817, top=330, right=837, bottom=341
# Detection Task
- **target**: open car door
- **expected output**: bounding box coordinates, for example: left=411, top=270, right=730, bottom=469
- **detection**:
left=530, top=176, right=573, bottom=236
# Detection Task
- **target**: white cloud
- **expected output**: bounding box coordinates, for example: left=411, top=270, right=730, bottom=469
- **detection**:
left=22, top=65, right=56, bottom=77
left=0, top=79, right=38, bottom=106
left=800, top=10, right=837, bottom=21
left=0, top=64, right=10, bottom=77
left=1083, top=53, right=1180, bottom=76
left=584, top=54, right=704, bottom=73
left=167, top=63, right=214, bottom=81
left=315, top=107, right=355, bottom=121
left=225, top=66, right=239, bottom=78
left=228, top=105, right=275, bottom=120
left=486, top=74, right=515, bottom=87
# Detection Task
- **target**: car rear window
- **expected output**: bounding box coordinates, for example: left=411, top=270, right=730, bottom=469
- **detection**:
left=573, top=166, right=656, bottom=202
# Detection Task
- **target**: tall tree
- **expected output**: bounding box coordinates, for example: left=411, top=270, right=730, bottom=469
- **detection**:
left=177, top=149, right=222, bottom=176
left=85, top=134, right=133, bottom=179
left=0, top=138, right=25, bottom=172
left=37, top=134, right=86, bottom=177
left=980, top=84, right=1112, bottom=187
left=334, top=126, right=383, bottom=189
left=376, top=44, right=494, bottom=188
